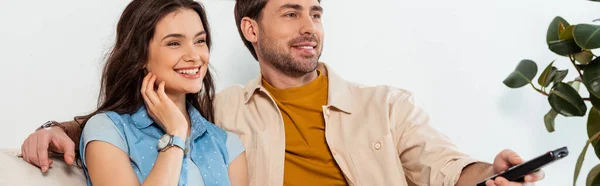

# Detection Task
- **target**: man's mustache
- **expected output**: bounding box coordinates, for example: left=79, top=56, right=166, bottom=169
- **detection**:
left=289, top=34, right=319, bottom=46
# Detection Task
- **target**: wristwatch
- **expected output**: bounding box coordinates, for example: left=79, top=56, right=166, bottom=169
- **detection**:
left=157, top=134, right=186, bottom=152
left=36, top=121, right=67, bottom=133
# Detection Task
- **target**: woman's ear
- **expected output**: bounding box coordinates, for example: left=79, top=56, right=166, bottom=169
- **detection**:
left=240, top=17, right=259, bottom=43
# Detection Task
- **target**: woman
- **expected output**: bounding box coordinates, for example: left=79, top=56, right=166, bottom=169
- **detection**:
left=78, top=0, right=248, bottom=186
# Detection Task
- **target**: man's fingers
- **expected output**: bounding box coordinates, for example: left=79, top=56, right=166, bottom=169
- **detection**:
left=21, top=138, right=29, bottom=163
left=486, top=179, right=497, bottom=186
left=27, top=134, right=40, bottom=167
left=57, top=138, right=76, bottom=165
left=525, top=170, right=545, bottom=182
left=494, top=177, right=520, bottom=186
left=509, top=156, right=523, bottom=165
left=37, top=137, right=50, bottom=172
left=495, top=177, right=527, bottom=186
left=501, top=149, right=522, bottom=165
left=50, top=134, right=76, bottom=165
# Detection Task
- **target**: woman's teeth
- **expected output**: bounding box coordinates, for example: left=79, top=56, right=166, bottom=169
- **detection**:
left=177, top=68, right=199, bottom=74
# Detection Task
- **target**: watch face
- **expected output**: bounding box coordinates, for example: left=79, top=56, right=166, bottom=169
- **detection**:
left=157, top=134, right=170, bottom=149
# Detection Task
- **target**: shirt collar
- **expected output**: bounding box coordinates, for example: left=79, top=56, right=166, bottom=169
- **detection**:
left=131, top=104, right=209, bottom=137
left=244, top=62, right=353, bottom=114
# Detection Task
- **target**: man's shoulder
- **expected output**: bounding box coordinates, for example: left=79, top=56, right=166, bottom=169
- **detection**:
left=215, top=84, right=246, bottom=105
left=216, top=84, right=246, bottom=98
left=213, top=84, right=247, bottom=117
left=346, top=82, right=415, bottom=103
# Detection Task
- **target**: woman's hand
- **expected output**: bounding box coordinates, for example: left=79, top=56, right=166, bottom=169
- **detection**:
left=141, top=73, right=188, bottom=139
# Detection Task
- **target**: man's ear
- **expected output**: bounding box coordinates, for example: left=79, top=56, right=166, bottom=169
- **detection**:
left=240, top=17, right=259, bottom=43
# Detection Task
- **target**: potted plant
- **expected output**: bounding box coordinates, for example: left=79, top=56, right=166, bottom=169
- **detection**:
left=502, top=1, right=600, bottom=185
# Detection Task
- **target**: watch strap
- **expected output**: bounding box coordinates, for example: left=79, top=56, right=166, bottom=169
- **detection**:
left=37, top=121, right=68, bottom=133
left=170, top=135, right=186, bottom=151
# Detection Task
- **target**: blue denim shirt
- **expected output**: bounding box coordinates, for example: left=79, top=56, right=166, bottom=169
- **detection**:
left=80, top=105, right=244, bottom=186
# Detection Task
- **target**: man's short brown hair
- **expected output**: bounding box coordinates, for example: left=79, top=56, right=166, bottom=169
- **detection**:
left=234, top=0, right=321, bottom=60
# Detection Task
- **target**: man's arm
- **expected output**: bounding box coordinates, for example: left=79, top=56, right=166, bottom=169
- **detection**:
left=20, top=117, right=84, bottom=172
left=390, top=91, right=479, bottom=185
left=390, top=92, right=544, bottom=186
left=60, top=118, right=85, bottom=148
left=456, top=162, right=494, bottom=186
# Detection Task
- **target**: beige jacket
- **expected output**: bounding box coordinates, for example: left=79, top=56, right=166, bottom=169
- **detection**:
left=213, top=63, right=478, bottom=186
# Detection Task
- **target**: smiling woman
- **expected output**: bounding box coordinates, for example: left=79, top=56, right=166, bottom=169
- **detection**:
left=146, top=9, right=210, bottom=105
left=69, top=0, right=248, bottom=186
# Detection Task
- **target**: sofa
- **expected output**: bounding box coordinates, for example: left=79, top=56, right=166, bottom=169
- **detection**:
left=0, top=149, right=87, bottom=186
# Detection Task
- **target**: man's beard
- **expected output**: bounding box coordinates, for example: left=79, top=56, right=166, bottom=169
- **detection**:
left=257, top=32, right=321, bottom=78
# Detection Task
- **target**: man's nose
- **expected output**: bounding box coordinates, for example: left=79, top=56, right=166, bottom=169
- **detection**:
left=299, top=15, right=317, bottom=35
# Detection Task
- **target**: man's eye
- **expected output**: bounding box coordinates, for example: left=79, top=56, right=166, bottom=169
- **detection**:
left=167, top=42, right=180, bottom=46
left=285, top=13, right=297, bottom=17
left=312, top=14, right=322, bottom=19
left=196, top=39, right=206, bottom=44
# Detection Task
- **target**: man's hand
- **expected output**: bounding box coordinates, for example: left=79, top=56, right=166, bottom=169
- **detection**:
left=485, top=149, right=546, bottom=186
left=21, top=127, right=76, bottom=172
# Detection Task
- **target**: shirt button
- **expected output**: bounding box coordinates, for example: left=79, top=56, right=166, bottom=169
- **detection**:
left=324, top=109, right=330, bottom=116
left=374, top=142, right=382, bottom=150
left=332, top=150, right=337, bottom=155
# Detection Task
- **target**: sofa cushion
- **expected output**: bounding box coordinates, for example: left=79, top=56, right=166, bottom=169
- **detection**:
left=0, top=149, right=86, bottom=186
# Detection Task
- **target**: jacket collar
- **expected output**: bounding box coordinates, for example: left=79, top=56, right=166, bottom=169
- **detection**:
left=243, top=62, right=353, bottom=113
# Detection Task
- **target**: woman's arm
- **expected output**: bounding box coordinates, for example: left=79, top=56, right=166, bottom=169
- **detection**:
left=85, top=140, right=186, bottom=186
left=228, top=152, right=248, bottom=186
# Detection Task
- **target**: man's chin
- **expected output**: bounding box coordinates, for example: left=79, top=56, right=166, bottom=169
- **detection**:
left=296, top=59, right=319, bottom=72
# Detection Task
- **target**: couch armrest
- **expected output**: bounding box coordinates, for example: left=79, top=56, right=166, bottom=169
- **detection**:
left=0, top=149, right=86, bottom=186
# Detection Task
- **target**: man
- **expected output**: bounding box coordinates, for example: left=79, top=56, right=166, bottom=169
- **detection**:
left=21, top=0, right=543, bottom=185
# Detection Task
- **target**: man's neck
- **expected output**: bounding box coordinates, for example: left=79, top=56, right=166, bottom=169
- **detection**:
left=260, top=63, right=319, bottom=89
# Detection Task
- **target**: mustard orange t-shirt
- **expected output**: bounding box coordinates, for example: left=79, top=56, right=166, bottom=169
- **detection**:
left=262, top=71, right=348, bottom=186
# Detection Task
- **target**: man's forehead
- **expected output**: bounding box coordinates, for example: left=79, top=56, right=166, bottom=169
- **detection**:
left=264, top=0, right=321, bottom=10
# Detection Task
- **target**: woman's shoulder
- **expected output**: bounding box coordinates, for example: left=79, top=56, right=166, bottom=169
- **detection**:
left=83, top=113, right=114, bottom=130
left=80, top=113, right=129, bottom=154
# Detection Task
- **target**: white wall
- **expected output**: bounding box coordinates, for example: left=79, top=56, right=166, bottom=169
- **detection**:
left=1, top=0, right=599, bottom=185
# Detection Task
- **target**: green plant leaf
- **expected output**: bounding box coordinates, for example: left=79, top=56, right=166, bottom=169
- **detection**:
left=549, top=82, right=587, bottom=117
left=560, top=25, right=576, bottom=41
left=584, top=58, right=600, bottom=98
left=587, top=164, right=600, bottom=186
left=554, top=69, right=569, bottom=84
left=548, top=16, right=571, bottom=43
left=576, top=51, right=595, bottom=65
left=503, top=60, right=538, bottom=88
left=589, top=108, right=600, bottom=160
left=570, top=80, right=582, bottom=91
left=575, top=131, right=600, bottom=186
left=544, top=109, right=558, bottom=133
left=539, top=61, right=557, bottom=87
left=549, top=39, right=584, bottom=56
left=574, top=24, right=600, bottom=50
left=576, top=142, right=591, bottom=186
left=592, top=94, right=600, bottom=109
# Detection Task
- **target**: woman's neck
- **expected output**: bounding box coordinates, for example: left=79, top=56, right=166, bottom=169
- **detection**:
left=167, top=93, right=191, bottom=129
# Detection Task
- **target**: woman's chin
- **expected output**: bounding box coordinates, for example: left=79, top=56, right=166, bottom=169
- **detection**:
left=184, top=86, right=203, bottom=94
